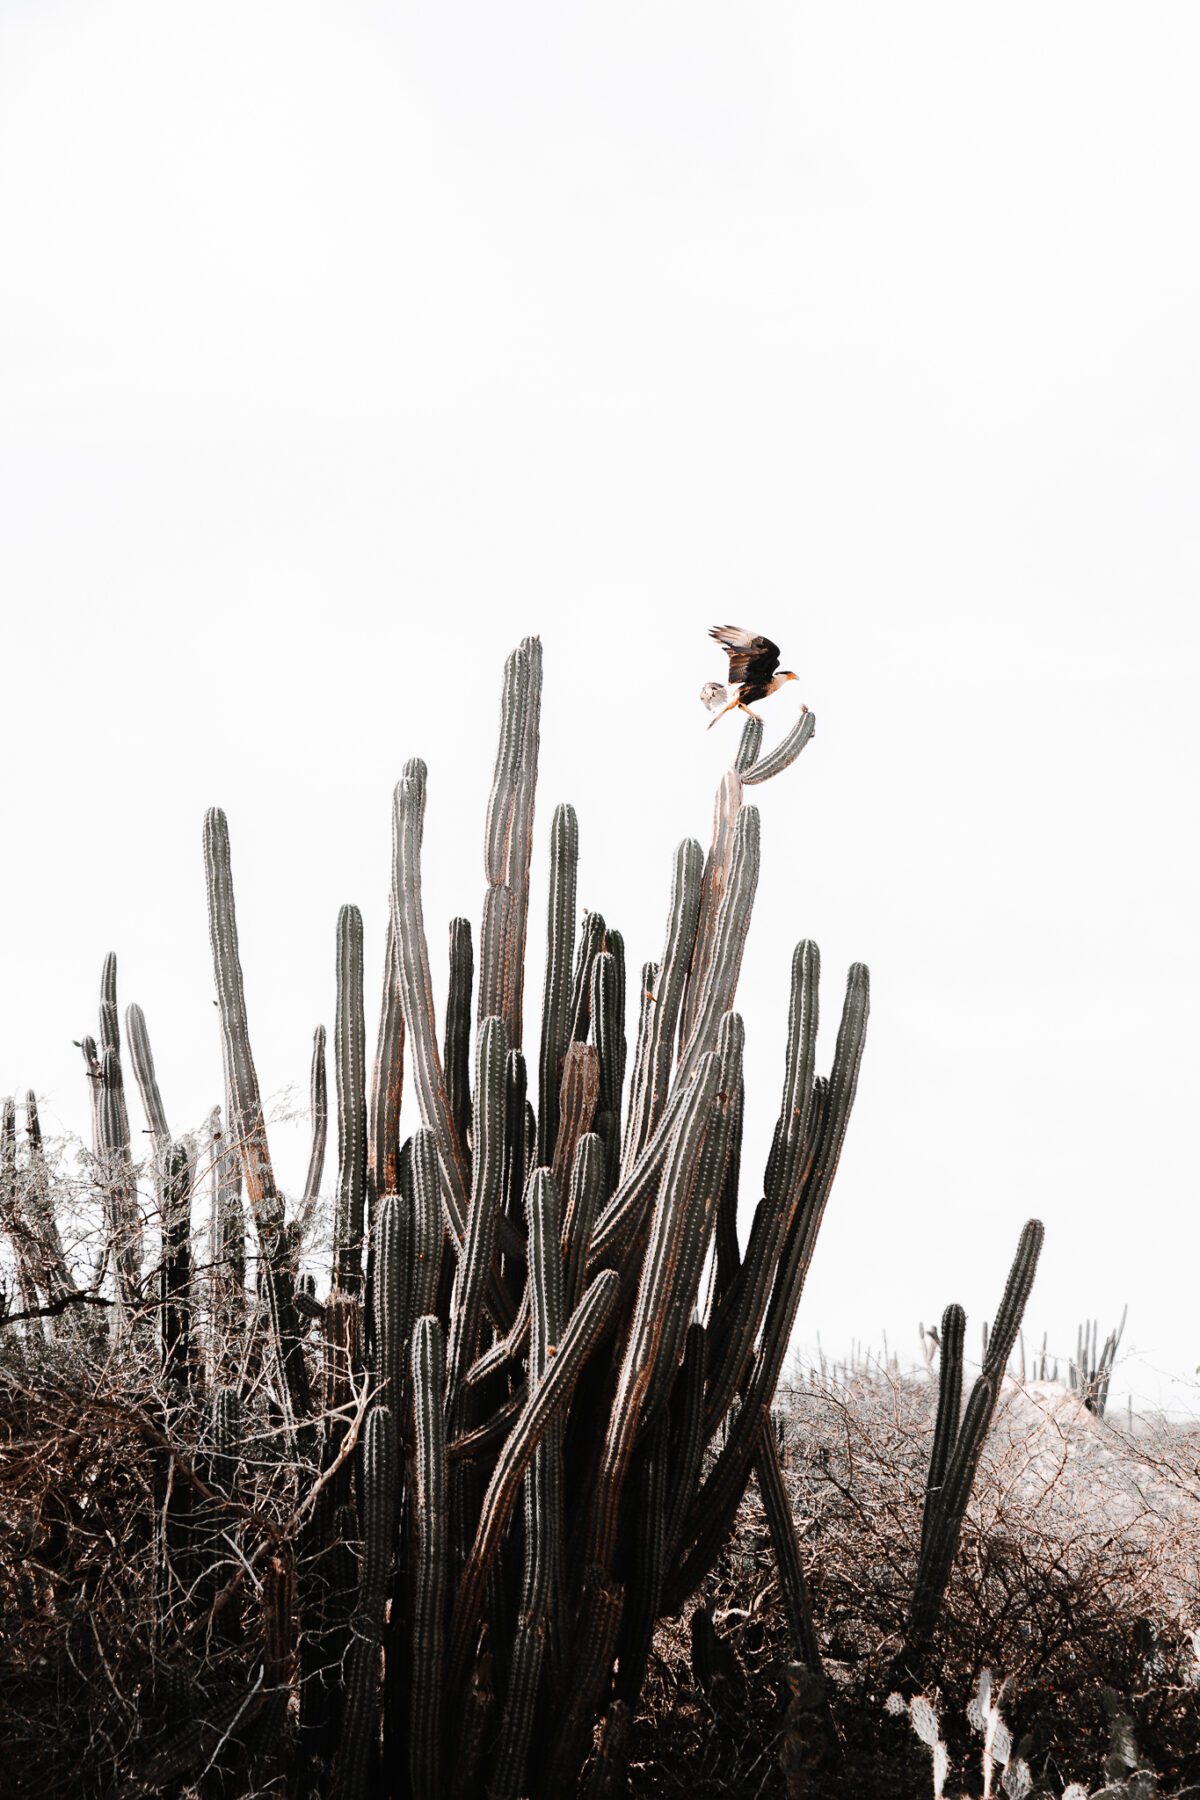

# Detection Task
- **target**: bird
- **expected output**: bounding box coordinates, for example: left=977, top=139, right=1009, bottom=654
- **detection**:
left=703, top=625, right=798, bottom=729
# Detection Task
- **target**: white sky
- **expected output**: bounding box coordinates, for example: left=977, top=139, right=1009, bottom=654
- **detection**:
left=1, top=3, right=1197, bottom=1409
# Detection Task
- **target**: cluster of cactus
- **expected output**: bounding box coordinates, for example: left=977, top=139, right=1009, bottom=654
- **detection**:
left=0, top=634, right=1046, bottom=1795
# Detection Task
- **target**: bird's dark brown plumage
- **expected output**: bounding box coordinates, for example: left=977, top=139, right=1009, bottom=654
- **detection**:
left=709, top=625, right=781, bottom=700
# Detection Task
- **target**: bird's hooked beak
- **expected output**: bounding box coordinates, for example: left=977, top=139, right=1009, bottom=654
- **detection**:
left=783, top=670, right=798, bottom=681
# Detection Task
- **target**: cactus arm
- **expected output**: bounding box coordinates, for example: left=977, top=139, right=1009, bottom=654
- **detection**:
left=337, top=1405, right=398, bottom=1800
left=712, top=1080, right=744, bottom=1293
left=409, top=1128, right=444, bottom=1322
left=586, top=1052, right=722, bottom=1574
left=766, top=940, right=822, bottom=1225
left=537, top=802, right=580, bottom=1165
left=1, top=1098, right=45, bottom=1323
left=478, top=883, right=516, bottom=1028
left=206, top=1106, right=245, bottom=1378
left=981, top=1218, right=1045, bottom=1383
left=551, top=1041, right=600, bottom=1191
left=334, top=903, right=368, bottom=1293
left=481, top=639, right=542, bottom=1045
left=590, top=947, right=626, bottom=1193
left=895, top=1222, right=1043, bottom=1679
left=590, top=816, right=759, bottom=1272
left=489, top=1168, right=565, bottom=1799
left=160, top=1139, right=194, bottom=1387
left=97, top=1046, right=141, bottom=1315
left=667, top=964, right=869, bottom=1609
left=447, top=1267, right=620, bottom=1693
left=443, top=916, right=474, bottom=1161
left=374, top=1191, right=413, bottom=1419
left=369, top=914, right=405, bottom=1210
left=301, top=1024, right=328, bottom=1220
left=661, top=1320, right=708, bottom=1570
left=21, top=1091, right=73, bottom=1307
left=568, top=910, right=607, bottom=1045
left=125, top=1002, right=170, bottom=1150
left=739, top=705, right=816, bottom=786
left=733, top=715, right=764, bottom=772
left=203, top=807, right=312, bottom=1426
left=621, top=958, right=657, bottom=1172
left=544, top=1567, right=625, bottom=1794
left=99, top=950, right=120, bottom=1055
left=622, top=840, right=703, bottom=1171
left=642, top=1014, right=743, bottom=1435
left=561, top=1132, right=605, bottom=1316
left=680, top=773, right=742, bottom=1047
left=676, top=806, right=760, bottom=1084
left=390, top=771, right=470, bottom=1240
left=410, top=1316, right=448, bottom=1800
left=506, top=636, right=542, bottom=1046
left=485, top=648, right=527, bottom=886
left=703, top=1192, right=790, bottom=1436
left=755, top=1414, right=824, bottom=1676
left=445, top=1015, right=509, bottom=1416
left=919, top=1302, right=964, bottom=1557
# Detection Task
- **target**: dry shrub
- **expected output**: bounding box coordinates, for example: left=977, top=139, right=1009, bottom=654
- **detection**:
left=627, top=1366, right=1200, bottom=1799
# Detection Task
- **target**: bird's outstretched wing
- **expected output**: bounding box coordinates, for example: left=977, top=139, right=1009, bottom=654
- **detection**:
left=709, top=625, right=781, bottom=688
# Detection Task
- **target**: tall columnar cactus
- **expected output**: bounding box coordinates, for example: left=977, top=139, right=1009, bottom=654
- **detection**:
left=489, top=1168, right=565, bottom=1800
left=206, top=1105, right=246, bottom=1378
left=336, top=1404, right=397, bottom=1800
left=125, top=1002, right=171, bottom=1152
left=96, top=1043, right=142, bottom=1317
left=537, top=803, right=579, bottom=1166
left=411, top=1314, right=448, bottom=1800
left=203, top=807, right=313, bottom=1434
left=160, top=1139, right=194, bottom=1388
left=334, top=902, right=368, bottom=1294
left=897, top=1219, right=1045, bottom=1681
left=18, top=636, right=903, bottom=1800
left=369, top=916, right=405, bottom=1214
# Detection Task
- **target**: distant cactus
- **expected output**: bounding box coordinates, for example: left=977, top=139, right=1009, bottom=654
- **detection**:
left=1069, top=1304, right=1127, bottom=1415
left=896, top=1219, right=1045, bottom=1681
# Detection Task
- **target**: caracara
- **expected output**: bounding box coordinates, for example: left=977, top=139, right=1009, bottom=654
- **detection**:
left=703, top=625, right=798, bottom=728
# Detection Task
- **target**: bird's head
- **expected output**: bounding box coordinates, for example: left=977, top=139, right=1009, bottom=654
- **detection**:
left=782, top=670, right=798, bottom=682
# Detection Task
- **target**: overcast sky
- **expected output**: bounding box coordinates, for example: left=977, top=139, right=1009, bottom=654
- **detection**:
left=1, top=2, right=1196, bottom=1409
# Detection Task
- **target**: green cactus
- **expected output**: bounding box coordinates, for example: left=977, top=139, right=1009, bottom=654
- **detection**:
left=488, top=1166, right=565, bottom=1800
left=304, top=1022, right=329, bottom=1216
left=446, top=1014, right=510, bottom=1416
left=96, top=1044, right=141, bottom=1317
left=15, top=635, right=897, bottom=1800
left=334, top=902, right=367, bottom=1294
left=336, top=1404, right=397, bottom=1800
left=373, top=1189, right=412, bottom=1419
left=160, top=1138, right=193, bottom=1387
left=411, top=1314, right=449, bottom=1800
left=125, top=1002, right=170, bottom=1150
left=444, top=916, right=474, bottom=1163
left=206, top=1105, right=246, bottom=1378
left=538, top=802, right=579, bottom=1165
left=203, top=807, right=313, bottom=1432
left=369, top=915, right=405, bottom=1214
left=897, top=1220, right=1045, bottom=1680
